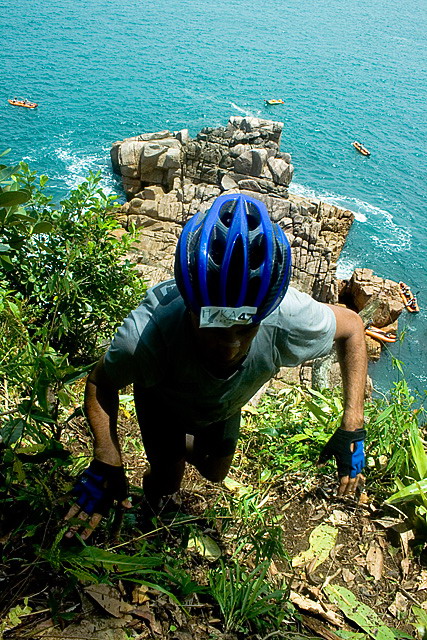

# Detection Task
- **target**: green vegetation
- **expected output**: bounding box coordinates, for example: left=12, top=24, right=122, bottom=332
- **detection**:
left=0, top=153, right=145, bottom=446
left=1, top=157, right=426, bottom=639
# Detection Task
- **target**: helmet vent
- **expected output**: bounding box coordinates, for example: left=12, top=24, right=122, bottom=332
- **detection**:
left=219, top=200, right=237, bottom=227
left=226, top=236, right=245, bottom=305
left=211, top=237, right=225, bottom=266
left=246, top=275, right=261, bottom=306
left=246, top=201, right=262, bottom=230
left=249, top=234, right=266, bottom=270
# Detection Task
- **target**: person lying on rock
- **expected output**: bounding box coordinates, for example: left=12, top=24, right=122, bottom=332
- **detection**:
left=64, top=193, right=367, bottom=540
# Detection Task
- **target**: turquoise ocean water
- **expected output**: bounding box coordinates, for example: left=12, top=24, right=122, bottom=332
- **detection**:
left=1, top=0, right=426, bottom=394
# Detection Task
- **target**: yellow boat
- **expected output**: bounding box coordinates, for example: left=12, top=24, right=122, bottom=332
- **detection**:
left=8, top=98, right=38, bottom=109
left=265, top=98, right=284, bottom=105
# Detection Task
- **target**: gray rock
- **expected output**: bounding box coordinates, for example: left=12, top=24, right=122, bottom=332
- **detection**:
left=234, top=148, right=268, bottom=177
left=118, top=141, right=145, bottom=178
left=221, top=174, right=238, bottom=191
left=237, top=179, right=262, bottom=192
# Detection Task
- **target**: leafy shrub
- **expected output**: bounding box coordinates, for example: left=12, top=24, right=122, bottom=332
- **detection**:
left=0, top=156, right=146, bottom=533
left=2, top=160, right=145, bottom=364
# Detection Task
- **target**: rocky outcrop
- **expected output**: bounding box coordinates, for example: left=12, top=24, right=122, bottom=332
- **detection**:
left=338, top=268, right=405, bottom=361
left=111, top=117, right=356, bottom=304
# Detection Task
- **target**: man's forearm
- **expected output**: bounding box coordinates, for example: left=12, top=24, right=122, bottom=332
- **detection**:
left=335, top=333, right=367, bottom=430
left=84, top=358, right=122, bottom=466
left=329, top=306, right=367, bottom=431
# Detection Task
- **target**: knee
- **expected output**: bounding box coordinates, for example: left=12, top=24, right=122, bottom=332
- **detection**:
left=193, top=454, right=233, bottom=483
left=198, top=466, right=229, bottom=483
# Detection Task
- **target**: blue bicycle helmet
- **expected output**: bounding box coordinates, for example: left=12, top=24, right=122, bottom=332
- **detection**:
left=174, top=193, right=292, bottom=324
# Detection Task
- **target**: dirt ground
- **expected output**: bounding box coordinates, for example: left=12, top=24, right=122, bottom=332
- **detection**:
left=2, top=413, right=425, bottom=640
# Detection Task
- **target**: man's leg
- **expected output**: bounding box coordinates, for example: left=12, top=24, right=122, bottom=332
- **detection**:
left=134, top=385, right=186, bottom=507
left=186, top=412, right=240, bottom=482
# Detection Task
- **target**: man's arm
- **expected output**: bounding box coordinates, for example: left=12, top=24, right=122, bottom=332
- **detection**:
left=64, top=356, right=131, bottom=539
left=329, top=305, right=367, bottom=431
left=85, top=356, right=122, bottom=466
left=323, top=305, right=367, bottom=495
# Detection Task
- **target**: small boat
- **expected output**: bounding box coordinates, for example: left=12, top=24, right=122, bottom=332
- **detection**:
left=399, top=281, right=419, bottom=313
left=353, top=141, right=370, bottom=156
left=265, top=98, right=285, bottom=105
left=8, top=98, right=38, bottom=109
left=365, top=324, right=397, bottom=343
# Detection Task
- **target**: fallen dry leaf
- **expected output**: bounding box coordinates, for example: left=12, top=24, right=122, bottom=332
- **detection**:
left=132, top=584, right=150, bottom=605
left=372, top=516, right=404, bottom=529
left=292, top=523, right=338, bottom=571
left=84, top=584, right=133, bottom=618
left=401, top=556, right=411, bottom=577
left=366, top=541, right=383, bottom=581
left=328, top=510, right=348, bottom=526
left=400, top=529, right=415, bottom=557
left=388, top=592, right=408, bottom=618
left=342, top=568, right=356, bottom=584
left=417, top=570, right=427, bottom=591
left=358, top=491, right=370, bottom=505
left=290, top=590, right=344, bottom=627
left=302, top=614, right=345, bottom=640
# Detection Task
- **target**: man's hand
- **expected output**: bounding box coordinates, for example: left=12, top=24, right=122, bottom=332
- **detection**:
left=318, top=428, right=366, bottom=496
left=64, top=459, right=131, bottom=540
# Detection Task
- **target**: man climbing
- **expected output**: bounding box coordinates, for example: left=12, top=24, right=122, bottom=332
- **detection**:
left=65, top=193, right=367, bottom=540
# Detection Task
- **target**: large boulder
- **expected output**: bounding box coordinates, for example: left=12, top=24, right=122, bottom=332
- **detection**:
left=341, top=268, right=404, bottom=327
left=267, top=157, right=294, bottom=186
left=234, top=148, right=268, bottom=177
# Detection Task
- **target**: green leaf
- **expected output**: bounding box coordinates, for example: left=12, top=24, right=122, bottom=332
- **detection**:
left=412, top=605, right=427, bottom=639
left=187, top=534, right=221, bottom=561
left=387, top=478, right=427, bottom=503
left=33, top=221, right=54, bottom=234
left=371, top=405, right=395, bottom=425
left=0, top=189, right=31, bottom=207
left=0, top=166, right=18, bottom=182
left=0, top=242, right=11, bottom=252
left=325, top=584, right=396, bottom=640
left=60, top=547, right=163, bottom=572
left=6, top=300, right=20, bottom=317
left=409, top=423, right=427, bottom=479
left=0, top=419, right=25, bottom=445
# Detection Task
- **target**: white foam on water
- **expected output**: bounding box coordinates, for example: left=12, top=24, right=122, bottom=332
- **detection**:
left=230, top=102, right=254, bottom=117
left=54, top=146, right=115, bottom=195
left=290, top=182, right=412, bottom=251
left=335, top=258, right=356, bottom=279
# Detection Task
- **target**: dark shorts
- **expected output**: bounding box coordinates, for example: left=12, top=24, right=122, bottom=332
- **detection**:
left=133, top=385, right=241, bottom=464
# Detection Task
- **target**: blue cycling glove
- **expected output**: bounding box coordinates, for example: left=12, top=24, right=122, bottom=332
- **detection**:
left=318, top=428, right=366, bottom=478
left=72, top=459, right=128, bottom=516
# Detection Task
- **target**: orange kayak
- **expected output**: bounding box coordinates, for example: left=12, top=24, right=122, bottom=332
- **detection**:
left=353, top=141, right=370, bottom=156
left=399, top=281, right=419, bottom=313
left=8, top=98, right=38, bottom=109
left=365, top=325, right=397, bottom=343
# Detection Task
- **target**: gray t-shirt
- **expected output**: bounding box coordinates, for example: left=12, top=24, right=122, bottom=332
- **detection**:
left=104, top=280, right=336, bottom=426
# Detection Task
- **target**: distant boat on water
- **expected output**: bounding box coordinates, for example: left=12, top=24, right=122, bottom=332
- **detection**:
left=265, top=98, right=285, bottom=105
left=8, top=98, right=38, bottom=109
left=353, top=141, right=370, bottom=156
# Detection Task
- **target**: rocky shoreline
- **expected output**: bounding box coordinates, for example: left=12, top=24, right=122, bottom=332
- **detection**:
left=110, top=116, right=406, bottom=387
